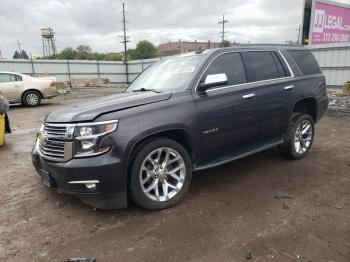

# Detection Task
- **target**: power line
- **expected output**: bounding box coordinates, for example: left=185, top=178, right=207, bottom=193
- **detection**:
left=297, top=25, right=301, bottom=44
left=119, top=2, right=130, bottom=84
left=218, top=15, right=229, bottom=46
left=16, top=40, right=22, bottom=53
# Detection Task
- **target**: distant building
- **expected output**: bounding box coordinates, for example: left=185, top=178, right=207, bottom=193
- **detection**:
left=158, top=40, right=222, bottom=56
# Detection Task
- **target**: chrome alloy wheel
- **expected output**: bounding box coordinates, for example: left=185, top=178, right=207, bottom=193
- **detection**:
left=294, top=119, right=313, bottom=154
left=26, top=93, right=39, bottom=105
left=140, top=147, right=186, bottom=202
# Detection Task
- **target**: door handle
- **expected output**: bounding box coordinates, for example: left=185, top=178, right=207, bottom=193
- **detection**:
left=242, top=93, right=256, bottom=99
left=284, top=85, right=294, bottom=90
left=15, top=85, right=20, bottom=87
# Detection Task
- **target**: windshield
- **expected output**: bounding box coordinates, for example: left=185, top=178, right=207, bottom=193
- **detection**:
left=126, top=55, right=204, bottom=93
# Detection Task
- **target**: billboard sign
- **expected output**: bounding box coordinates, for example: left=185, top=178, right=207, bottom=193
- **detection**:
left=310, top=0, right=350, bottom=44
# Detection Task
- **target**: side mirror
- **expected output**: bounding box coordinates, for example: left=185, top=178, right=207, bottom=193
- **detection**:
left=197, top=73, right=228, bottom=92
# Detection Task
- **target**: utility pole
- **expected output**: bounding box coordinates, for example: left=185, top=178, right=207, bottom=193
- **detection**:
left=297, top=25, right=301, bottom=45
left=120, top=2, right=130, bottom=84
left=218, top=15, right=229, bottom=47
left=16, top=40, right=22, bottom=53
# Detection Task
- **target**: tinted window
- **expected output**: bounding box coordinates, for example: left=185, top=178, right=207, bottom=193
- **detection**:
left=272, top=52, right=291, bottom=77
left=0, top=74, right=12, bottom=83
left=247, top=51, right=280, bottom=81
left=203, top=52, right=246, bottom=86
left=288, top=50, right=321, bottom=75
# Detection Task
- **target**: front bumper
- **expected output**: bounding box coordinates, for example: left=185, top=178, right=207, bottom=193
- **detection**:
left=31, top=144, right=127, bottom=209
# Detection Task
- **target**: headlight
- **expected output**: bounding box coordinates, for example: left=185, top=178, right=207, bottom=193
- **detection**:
left=74, top=120, right=118, bottom=157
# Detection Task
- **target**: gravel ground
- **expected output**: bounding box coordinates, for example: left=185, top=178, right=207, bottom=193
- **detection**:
left=0, top=88, right=349, bottom=262
left=327, top=88, right=350, bottom=117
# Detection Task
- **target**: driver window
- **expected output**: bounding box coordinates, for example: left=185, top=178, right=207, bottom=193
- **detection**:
left=201, top=52, right=247, bottom=87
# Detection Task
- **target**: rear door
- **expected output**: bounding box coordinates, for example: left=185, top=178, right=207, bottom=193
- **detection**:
left=0, top=73, right=23, bottom=102
left=194, top=52, right=260, bottom=163
left=242, top=50, right=294, bottom=141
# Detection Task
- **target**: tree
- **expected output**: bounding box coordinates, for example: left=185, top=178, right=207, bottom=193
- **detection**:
left=76, top=45, right=91, bottom=60
left=130, top=40, right=158, bottom=60
left=21, top=50, right=29, bottom=59
left=222, top=40, right=231, bottom=47
left=127, top=49, right=136, bottom=60
left=38, top=44, right=125, bottom=61
left=13, top=50, right=29, bottom=59
left=13, top=51, right=20, bottom=59
left=76, top=45, right=92, bottom=53
left=104, top=53, right=123, bottom=61
left=57, top=47, right=76, bottom=59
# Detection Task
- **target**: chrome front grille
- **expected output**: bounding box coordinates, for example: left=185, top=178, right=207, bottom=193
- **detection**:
left=43, top=124, right=67, bottom=137
left=37, top=123, right=74, bottom=162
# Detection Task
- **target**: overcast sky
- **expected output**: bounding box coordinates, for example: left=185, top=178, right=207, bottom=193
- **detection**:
left=0, top=0, right=344, bottom=58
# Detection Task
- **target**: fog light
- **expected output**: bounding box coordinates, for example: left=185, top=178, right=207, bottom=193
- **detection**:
left=68, top=180, right=99, bottom=190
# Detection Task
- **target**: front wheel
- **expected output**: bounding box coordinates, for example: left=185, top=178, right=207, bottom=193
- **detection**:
left=129, top=138, right=192, bottom=210
left=279, top=113, right=315, bottom=160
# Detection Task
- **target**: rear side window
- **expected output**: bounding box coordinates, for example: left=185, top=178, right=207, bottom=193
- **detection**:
left=14, top=75, right=22, bottom=81
left=288, top=50, right=321, bottom=75
left=272, top=52, right=291, bottom=77
left=203, top=52, right=246, bottom=86
left=246, top=51, right=280, bottom=81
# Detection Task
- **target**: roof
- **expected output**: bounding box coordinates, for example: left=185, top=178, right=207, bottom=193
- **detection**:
left=0, top=71, right=23, bottom=75
left=199, top=44, right=306, bottom=57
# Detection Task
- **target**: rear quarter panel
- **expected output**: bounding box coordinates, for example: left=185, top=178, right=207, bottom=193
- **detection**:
left=22, top=77, right=58, bottom=98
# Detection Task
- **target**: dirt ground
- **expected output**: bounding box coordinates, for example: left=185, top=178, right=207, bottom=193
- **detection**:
left=0, top=88, right=349, bottom=262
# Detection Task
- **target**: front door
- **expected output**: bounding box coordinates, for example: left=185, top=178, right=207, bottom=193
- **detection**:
left=0, top=73, right=23, bottom=102
left=193, top=52, right=260, bottom=164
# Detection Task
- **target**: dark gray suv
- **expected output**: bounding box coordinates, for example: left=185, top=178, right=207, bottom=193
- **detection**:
left=32, top=45, right=328, bottom=210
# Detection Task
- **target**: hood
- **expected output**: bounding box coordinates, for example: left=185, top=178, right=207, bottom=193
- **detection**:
left=45, top=91, right=172, bottom=123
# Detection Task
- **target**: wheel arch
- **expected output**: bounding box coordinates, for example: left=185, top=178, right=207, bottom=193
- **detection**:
left=126, top=128, right=196, bottom=174
left=291, top=97, right=318, bottom=122
left=21, top=89, right=44, bottom=101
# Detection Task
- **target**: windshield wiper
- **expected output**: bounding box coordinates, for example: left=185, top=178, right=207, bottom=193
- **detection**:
left=132, top=88, right=161, bottom=93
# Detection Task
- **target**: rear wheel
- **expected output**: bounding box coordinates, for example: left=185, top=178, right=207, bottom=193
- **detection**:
left=279, top=113, right=315, bottom=160
left=22, top=90, right=41, bottom=106
left=129, top=138, right=192, bottom=210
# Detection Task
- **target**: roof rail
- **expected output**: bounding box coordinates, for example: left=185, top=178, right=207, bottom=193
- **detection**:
left=235, top=43, right=302, bottom=48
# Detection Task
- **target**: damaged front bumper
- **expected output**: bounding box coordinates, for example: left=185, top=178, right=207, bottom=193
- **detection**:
left=31, top=143, right=127, bottom=209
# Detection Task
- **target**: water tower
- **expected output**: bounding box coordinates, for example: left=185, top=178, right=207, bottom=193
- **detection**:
left=41, top=27, right=57, bottom=57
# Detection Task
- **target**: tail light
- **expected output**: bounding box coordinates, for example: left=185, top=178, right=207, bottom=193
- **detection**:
left=50, top=81, right=56, bottom=87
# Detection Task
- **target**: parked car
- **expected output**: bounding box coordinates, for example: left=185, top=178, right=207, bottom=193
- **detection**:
left=31, top=45, right=328, bottom=210
left=0, top=72, right=58, bottom=106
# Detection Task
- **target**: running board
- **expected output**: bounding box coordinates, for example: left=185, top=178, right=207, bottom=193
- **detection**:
left=194, top=139, right=284, bottom=171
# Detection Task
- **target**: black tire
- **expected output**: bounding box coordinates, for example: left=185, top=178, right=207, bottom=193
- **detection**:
left=278, top=113, right=315, bottom=160
left=129, top=137, right=192, bottom=210
left=22, top=90, right=41, bottom=106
